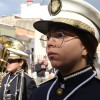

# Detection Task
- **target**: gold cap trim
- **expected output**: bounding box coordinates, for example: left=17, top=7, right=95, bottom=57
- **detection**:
left=51, top=18, right=95, bottom=34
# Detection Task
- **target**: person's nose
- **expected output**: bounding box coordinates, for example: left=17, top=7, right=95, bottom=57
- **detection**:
left=46, top=37, right=56, bottom=48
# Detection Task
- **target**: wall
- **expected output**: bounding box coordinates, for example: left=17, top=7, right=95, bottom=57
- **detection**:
left=0, top=24, right=15, bottom=37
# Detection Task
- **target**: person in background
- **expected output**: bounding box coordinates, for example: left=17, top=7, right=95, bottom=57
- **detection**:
left=45, top=64, right=55, bottom=80
left=35, top=58, right=46, bottom=84
left=31, top=0, right=100, bottom=100
left=43, top=56, right=48, bottom=68
left=0, top=46, right=36, bottom=100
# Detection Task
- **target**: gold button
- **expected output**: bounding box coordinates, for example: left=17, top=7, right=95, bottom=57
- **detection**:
left=56, top=88, right=63, bottom=96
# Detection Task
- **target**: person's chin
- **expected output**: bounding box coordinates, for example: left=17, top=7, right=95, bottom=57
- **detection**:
left=50, top=60, right=61, bottom=69
left=7, top=68, right=12, bottom=72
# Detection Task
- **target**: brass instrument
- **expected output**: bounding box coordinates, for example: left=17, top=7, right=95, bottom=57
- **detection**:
left=0, top=36, right=11, bottom=86
left=0, top=35, right=25, bottom=74
left=0, top=35, right=28, bottom=100
left=0, top=35, right=27, bottom=72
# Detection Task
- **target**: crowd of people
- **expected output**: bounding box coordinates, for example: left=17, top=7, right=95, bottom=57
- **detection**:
left=31, top=56, right=55, bottom=85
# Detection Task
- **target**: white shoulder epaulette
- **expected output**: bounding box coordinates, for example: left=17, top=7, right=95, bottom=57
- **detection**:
left=95, top=75, right=100, bottom=80
left=38, top=77, right=56, bottom=86
left=4, top=72, right=9, bottom=76
left=25, top=72, right=32, bottom=77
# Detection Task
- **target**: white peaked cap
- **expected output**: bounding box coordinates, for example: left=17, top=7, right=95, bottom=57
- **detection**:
left=7, top=48, right=29, bottom=59
left=33, top=0, right=100, bottom=41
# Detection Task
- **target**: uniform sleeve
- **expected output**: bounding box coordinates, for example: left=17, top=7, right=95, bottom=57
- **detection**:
left=24, top=75, right=37, bottom=100
left=0, top=81, right=4, bottom=100
left=0, top=76, right=6, bottom=100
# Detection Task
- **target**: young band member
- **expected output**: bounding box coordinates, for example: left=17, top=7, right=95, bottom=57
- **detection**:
left=31, top=0, right=100, bottom=100
left=0, top=41, right=36, bottom=100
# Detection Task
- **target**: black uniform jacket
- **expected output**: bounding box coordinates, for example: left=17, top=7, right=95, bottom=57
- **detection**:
left=31, top=67, right=100, bottom=100
left=0, top=72, right=37, bottom=100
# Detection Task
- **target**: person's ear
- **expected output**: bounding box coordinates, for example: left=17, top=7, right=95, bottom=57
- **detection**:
left=82, top=46, right=88, bottom=56
left=19, top=60, right=24, bottom=67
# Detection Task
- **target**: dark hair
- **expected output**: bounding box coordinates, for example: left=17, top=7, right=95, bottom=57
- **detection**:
left=18, top=59, right=28, bottom=72
left=71, top=28, right=98, bottom=67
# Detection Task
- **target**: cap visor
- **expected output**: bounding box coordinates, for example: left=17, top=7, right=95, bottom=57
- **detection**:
left=33, top=20, right=90, bottom=35
left=33, top=20, right=52, bottom=34
left=7, top=48, right=29, bottom=58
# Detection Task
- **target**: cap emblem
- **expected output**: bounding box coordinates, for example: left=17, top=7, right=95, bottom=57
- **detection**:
left=48, top=0, right=62, bottom=16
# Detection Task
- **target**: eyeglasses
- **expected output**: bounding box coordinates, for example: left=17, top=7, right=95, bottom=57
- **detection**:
left=7, top=59, right=21, bottom=64
left=40, top=31, right=78, bottom=48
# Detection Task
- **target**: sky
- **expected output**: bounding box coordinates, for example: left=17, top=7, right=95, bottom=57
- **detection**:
left=0, top=0, right=100, bottom=16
